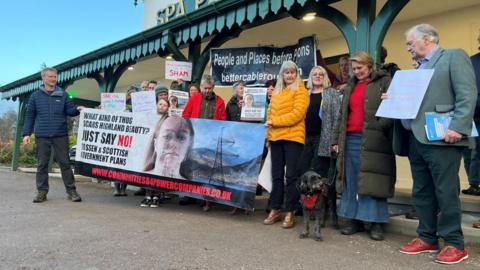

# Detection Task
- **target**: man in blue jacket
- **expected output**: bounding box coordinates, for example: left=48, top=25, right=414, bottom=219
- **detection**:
left=23, top=67, right=84, bottom=203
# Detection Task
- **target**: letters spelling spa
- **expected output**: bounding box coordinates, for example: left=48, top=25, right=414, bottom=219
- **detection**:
left=157, top=0, right=221, bottom=25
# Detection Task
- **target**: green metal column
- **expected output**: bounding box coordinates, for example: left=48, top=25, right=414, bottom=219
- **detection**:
left=12, top=98, right=27, bottom=171
left=315, top=0, right=409, bottom=63
left=355, top=0, right=376, bottom=53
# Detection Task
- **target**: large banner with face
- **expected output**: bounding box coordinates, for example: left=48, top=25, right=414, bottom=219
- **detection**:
left=75, top=109, right=265, bottom=210
left=211, top=35, right=316, bottom=86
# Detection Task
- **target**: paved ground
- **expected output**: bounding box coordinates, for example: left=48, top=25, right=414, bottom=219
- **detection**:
left=1, top=168, right=479, bottom=270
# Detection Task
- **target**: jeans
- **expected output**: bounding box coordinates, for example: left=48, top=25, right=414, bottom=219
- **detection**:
left=269, top=140, right=303, bottom=212
left=36, top=136, right=76, bottom=193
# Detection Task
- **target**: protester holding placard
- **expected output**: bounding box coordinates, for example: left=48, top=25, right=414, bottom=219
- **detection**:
left=331, top=52, right=394, bottom=241
left=226, top=81, right=245, bottom=121
left=264, top=61, right=309, bottom=228
left=298, top=66, right=341, bottom=178
left=395, top=24, right=476, bottom=264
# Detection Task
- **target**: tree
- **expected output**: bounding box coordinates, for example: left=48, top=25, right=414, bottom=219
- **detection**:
left=0, top=109, right=17, bottom=145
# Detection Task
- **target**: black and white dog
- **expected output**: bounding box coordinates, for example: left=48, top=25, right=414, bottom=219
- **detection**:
left=298, top=171, right=336, bottom=241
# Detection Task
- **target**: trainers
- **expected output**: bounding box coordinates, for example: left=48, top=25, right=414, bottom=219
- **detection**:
left=461, top=185, right=480, bottom=196
left=140, top=197, right=152, bottom=207
left=67, top=191, right=82, bottom=202
left=150, top=197, right=160, bottom=208
left=33, top=191, right=47, bottom=203
left=399, top=238, right=439, bottom=254
left=435, top=246, right=468, bottom=265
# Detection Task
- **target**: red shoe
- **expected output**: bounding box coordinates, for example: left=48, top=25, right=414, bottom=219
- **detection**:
left=435, top=246, right=468, bottom=265
left=399, top=238, right=439, bottom=254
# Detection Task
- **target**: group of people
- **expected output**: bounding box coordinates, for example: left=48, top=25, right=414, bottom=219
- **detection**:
left=22, top=23, right=479, bottom=265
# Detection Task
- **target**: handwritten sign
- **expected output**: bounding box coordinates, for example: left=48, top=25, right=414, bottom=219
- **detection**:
left=165, top=60, right=192, bottom=81
left=101, top=93, right=126, bottom=112
left=131, top=91, right=156, bottom=113
left=376, top=69, right=434, bottom=119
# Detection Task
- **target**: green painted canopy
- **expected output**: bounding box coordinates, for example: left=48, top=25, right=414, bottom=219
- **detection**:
left=1, top=0, right=337, bottom=99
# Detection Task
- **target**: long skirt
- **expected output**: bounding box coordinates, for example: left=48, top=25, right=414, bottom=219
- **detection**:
left=337, top=133, right=389, bottom=223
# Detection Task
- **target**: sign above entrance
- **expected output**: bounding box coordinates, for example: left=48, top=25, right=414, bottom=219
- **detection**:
left=157, top=0, right=221, bottom=25
left=210, top=36, right=317, bottom=86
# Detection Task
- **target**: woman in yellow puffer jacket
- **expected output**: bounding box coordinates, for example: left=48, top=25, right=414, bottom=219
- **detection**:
left=264, top=60, right=309, bottom=228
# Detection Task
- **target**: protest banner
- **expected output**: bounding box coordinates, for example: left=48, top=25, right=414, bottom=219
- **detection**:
left=240, top=87, right=267, bottom=121
left=168, top=90, right=189, bottom=117
left=211, top=36, right=316, bottom=86
left=165, top=60, right=193, bottom=81
left=131, top=91, right=156, bottom=113
left=101, top=93, right=126, bottom=112
left=376, top=69, right=434, bottom=119
left=75, top=109, right=265, bottom=210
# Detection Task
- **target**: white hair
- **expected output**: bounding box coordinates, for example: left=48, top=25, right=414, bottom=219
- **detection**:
left=274, top=60, right=302, bottom=94
left=306, top=66, right=331, bottom=90
left=406, top=24, right=440, bottom=44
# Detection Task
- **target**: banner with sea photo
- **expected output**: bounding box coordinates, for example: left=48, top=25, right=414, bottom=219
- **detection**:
left=75, top=109, right=265, bottom=210
left=211, top=35, right=316, bottom=86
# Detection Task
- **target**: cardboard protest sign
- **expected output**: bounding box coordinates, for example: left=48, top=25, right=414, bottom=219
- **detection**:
left=241, top=87, right=267, bottom=121
left=165, top=60, right=192, bottom=81
left=376, top=69, right=434, bottom=119
left=168, top=90, right=189, bottom=117
left=75, top=109, right=265, bottom=210
left=211, top=36, right=316, bottom=86
left=131, top=91, right=156, bottom=113
left=101, top=93, right=126, bottom=112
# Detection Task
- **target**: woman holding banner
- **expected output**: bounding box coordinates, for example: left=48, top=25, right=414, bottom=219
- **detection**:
left=264, top=60, right=309, bottom=228
left=331, top=52, right=394, bottom=241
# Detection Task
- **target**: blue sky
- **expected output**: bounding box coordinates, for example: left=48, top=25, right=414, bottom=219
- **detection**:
left=0, top=0, right=144, bottom=115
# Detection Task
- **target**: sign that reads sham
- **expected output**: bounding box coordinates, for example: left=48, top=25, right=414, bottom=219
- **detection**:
left=157, top=0, right=221, bottom=25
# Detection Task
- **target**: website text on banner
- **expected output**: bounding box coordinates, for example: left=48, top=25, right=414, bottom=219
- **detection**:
left=211, top=36, right=316, bottom=86
left=75, top=109, right=265, bottom=210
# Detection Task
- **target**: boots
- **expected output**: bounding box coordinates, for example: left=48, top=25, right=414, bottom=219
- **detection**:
left=341, top=219, right=365, bottom=235
left=113, top=183, right=127, bottom=197
left=370, top=223, right=384, bottom=241
left=263, top=209, right=281, bottom=225
left=281, top=212, right=295, bottom=228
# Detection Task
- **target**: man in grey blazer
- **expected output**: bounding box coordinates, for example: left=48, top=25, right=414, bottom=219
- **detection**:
left=396, top=24, right=477, bottom=265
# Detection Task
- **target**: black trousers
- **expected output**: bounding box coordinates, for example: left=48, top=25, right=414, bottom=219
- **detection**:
left=270, top=140, right=303, bottom=212
left=36, top=136, right=76, bottom=193
left=297, top=134, right=331, bottom=177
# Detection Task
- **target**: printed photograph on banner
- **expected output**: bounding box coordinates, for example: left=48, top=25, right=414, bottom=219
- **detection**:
left=131, top=90, right=157, bottom=113
left=241, top=87, right=267, bottom=121
left=75, top=109, right=265, bottom=210
left=168, top=90, right=189, bottom=116
left=101, top=93, right=126, bottom=112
